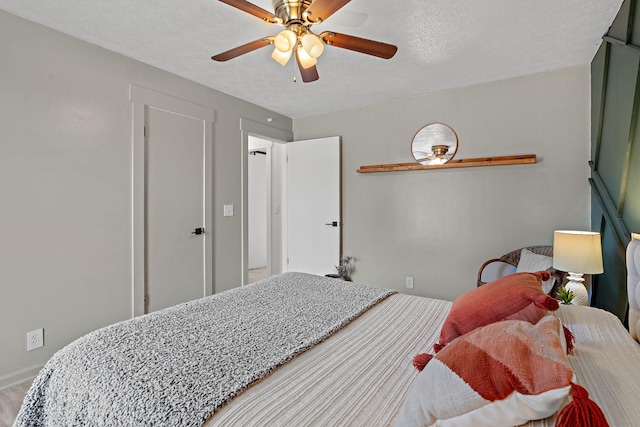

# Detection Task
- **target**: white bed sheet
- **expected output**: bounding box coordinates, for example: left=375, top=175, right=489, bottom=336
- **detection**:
left=205, top=293, right=640, bottom=426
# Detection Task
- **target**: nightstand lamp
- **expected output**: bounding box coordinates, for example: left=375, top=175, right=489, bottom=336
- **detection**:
left=552, top=230, right=604, bottom=306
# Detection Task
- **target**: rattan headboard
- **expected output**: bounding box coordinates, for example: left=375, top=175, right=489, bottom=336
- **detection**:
left=627, top=237, right=640, bottom=342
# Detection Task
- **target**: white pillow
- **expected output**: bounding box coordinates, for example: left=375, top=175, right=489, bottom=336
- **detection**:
left=516, top=249, right=555, bottom=294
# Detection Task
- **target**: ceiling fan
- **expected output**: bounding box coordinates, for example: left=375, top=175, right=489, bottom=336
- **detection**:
left=211, top=0, right=398, bottom=82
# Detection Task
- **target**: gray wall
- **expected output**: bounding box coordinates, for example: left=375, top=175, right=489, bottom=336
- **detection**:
left=0, top=8, right=593, bottom=389
left=0, top=10, right=292, bottom=388
left=293, top=65, right=592, bottom=301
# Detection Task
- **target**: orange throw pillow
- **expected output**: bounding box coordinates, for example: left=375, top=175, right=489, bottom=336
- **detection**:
left=434, top=271, right=558, bottom=352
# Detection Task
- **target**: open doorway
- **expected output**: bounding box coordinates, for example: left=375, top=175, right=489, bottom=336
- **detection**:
left=248, top=137, right=270, bottom=283
left=239, top=119, right=292, bottom=286
left=247, top=135, right=286, bottom=284
left=242, top=127, right=341, bottom=285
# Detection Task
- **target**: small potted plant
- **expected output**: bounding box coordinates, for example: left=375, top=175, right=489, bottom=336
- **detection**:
left=557, top=287, right=574, bottom=305
left=326, top=256, right=355, bottom=281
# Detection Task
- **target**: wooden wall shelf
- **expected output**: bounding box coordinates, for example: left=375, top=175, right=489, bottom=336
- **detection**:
left=356, top=154, right=537, bottom=174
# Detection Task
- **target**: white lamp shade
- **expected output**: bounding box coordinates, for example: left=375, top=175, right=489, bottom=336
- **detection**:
left=274, top=30, right=297, bottom=52
left=271, top=47, right=293, bottom=66
left=296, top=46, right=317, bottom=69
left=553, top=230, right=604, bottom=274
left=301, top=33, right=324, bottom=58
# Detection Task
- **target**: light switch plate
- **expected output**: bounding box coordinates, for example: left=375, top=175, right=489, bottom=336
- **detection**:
left=223, top=204, right=234, bottom=217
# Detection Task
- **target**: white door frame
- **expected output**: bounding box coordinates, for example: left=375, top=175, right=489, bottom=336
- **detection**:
left=239, top=118, right=292, bottom=285
left=130, top=85, right=215, bottom=317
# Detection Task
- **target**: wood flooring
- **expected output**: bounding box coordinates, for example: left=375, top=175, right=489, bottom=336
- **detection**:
left=248, top=266, right=268, bottom=283
left=0, top=380, right=31, bottom=427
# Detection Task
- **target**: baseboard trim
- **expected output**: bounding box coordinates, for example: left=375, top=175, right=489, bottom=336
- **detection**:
left=0, top=365, right=42, bottom=390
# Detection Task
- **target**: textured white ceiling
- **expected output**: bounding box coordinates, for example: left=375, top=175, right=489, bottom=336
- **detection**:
left=0, top=0, right=623, bottom=119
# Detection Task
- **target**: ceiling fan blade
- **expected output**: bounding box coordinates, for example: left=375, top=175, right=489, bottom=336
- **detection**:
left=304, top=0, right=351, bottom=24
left=211, top=38, right=271, bottom=61
left=321, top=32, right=397, bottom=59
left=218, top=0, right=278, bottom=23
left=295, top=50, right=320, bottom=83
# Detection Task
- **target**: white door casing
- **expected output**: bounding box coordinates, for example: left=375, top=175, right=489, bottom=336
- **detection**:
left=130, top=85, right=214, bottom=316
left=286, top=136, right=341, bottom=276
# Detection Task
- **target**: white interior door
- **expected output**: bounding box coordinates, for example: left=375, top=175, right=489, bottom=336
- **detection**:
left=286, top=136, right=340, bottom=275
left=145, top=107, right=206, bottom=313
left=130, top=85, right=214, bottom=317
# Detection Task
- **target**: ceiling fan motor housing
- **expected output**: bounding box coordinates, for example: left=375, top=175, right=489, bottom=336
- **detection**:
left=274, top=0, right=314, bottom=24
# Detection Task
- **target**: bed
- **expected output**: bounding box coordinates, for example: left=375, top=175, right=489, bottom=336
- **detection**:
left=14, top=239, right=640, bottom=426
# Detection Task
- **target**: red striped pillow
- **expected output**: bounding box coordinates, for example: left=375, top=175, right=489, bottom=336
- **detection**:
left=396, top=316, right=573, bottom=426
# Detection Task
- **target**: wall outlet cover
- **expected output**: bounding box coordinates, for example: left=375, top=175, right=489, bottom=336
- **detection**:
left=27, top=328, right=44, bottom=351
left=406, top=276, right=414, bottom=289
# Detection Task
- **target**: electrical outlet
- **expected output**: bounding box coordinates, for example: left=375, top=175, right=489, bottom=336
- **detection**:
left=26, top=329, right=44, bottom=351
left=406, top=276, right=414, bottom=289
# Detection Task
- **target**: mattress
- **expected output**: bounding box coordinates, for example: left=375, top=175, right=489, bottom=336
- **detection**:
left=206, top=293, right=640, bottom=426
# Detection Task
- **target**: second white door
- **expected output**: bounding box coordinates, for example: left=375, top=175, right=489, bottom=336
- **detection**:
left=286, top=136, right=341, bottom=276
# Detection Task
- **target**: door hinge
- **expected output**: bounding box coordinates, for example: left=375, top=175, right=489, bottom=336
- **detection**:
left=144, top=126, right=146, bottom=137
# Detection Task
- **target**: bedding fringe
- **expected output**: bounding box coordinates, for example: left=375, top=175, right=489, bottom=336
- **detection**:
left=555, top=383, right=609, bottom=427
left=562, top=325, right=575, bottom=354
left=412, top=353, right=432, bottom=371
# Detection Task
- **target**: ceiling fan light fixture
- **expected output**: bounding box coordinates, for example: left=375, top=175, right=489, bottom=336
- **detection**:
left=274, top=29, right=297, bottom=52
left=271, top=47, right=293, bottom=66
left=296, top=46, right=317, bottom=69
left=213, top=0, right=399, bottom=82
left=301, top=33, right=324, bottom=58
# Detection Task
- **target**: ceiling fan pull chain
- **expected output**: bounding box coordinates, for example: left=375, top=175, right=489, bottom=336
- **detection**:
left=292, top=53, right=297, bottom=82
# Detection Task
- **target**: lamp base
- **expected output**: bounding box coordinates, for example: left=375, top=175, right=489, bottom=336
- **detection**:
left=564, top=272, right=589, bottom=306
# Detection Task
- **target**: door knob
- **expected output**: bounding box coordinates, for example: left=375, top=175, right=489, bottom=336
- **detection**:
left=191, top=227, right=205, bottom=235
left=325, top=221, right=339, bottom=227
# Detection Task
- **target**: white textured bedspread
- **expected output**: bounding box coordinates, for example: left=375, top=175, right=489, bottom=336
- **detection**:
left=554, top=304, right=640, bottom=427
left=206, top=293, right=452, bottom=426
left=14, top=272, right=395, bottom=427
left=206, top=295, right=640, bottom=427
